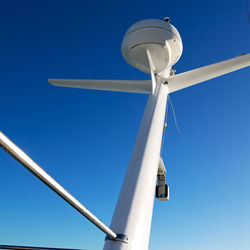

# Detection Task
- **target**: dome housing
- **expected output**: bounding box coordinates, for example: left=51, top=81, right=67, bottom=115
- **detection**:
left=121, top=19, right=183, bottom=74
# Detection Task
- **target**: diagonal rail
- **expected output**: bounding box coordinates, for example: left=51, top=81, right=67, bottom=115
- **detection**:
left=0, top=131, right=117, bottom=240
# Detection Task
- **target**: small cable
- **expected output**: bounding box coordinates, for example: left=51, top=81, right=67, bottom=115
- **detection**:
left=160, top=94, right=180, bottom=156
left=160, top=95, right=169, bottom=156
left=169, top=95, right=181, bottom=134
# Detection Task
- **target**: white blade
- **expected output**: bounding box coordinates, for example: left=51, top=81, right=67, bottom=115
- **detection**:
left=48, top=79, right=152, bottom=94
left=166, top=53, right=250, bottom=93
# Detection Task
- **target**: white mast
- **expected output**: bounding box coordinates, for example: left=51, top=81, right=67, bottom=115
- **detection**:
left=103, top=76, right=169, bottom=249
left=50, top=19, right=250, bottom=250
left=1, top=18, right=250, bottom=250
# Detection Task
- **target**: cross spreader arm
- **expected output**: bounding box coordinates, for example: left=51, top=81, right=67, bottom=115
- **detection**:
left=48, top=79, right=152, bottom=94
left=166, top=53, right=250, bottom=93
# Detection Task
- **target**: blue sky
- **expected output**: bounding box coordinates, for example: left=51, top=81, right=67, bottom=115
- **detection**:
left=0, top=0, right=250, bottom=249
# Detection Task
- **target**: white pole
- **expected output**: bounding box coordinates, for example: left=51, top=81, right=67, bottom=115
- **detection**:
left=104, top=77, right=169, bottom=250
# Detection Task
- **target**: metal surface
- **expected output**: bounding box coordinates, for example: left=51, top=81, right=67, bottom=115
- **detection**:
left=0, top=131, right=117, bottom=240
left=104, top=78, right=169, bottom=250
left=105, top=234, right=129, bottom=244
left=156, top=160, right=169, bottom=201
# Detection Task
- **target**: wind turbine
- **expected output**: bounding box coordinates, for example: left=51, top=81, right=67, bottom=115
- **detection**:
left=0, top=18, right=250, bottom=250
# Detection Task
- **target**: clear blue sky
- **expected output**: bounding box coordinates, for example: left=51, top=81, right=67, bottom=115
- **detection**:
left=1, top=0, right=250, bottom=249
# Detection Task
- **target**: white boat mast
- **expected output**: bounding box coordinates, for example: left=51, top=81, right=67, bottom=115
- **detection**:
left=1, top=18, right=250, bottom=250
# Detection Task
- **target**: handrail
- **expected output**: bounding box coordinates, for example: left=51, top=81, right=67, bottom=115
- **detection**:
left=0, top=131, right=117, bottom=240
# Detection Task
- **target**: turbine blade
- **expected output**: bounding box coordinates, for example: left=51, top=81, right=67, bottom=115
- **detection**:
left=166, top=53, right=250, bottom=93
left=48, top=79, right=152, bottom=94
left=0, top=245, right=86, bottom=250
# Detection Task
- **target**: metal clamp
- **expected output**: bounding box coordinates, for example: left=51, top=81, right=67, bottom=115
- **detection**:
left=105, top=234, right=128, bottom=244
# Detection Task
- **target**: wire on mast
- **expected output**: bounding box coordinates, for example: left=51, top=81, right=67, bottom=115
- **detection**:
left=160, top=95, right=169, bottom=156
left=169, top=95, right=181, bottom=134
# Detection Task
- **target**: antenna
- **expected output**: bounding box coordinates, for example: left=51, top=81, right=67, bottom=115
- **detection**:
left=1, top=18, right=250, bottom=250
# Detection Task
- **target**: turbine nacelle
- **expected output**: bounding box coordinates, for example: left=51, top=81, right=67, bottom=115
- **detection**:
left=121, top=19, right=183, bottom=74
